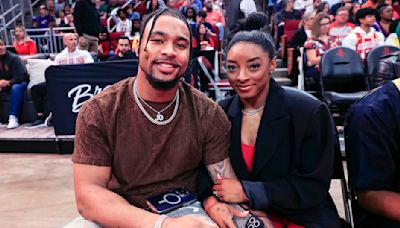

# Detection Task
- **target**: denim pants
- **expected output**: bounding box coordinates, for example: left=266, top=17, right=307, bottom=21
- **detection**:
left=9, top=81, right=28, bottom=117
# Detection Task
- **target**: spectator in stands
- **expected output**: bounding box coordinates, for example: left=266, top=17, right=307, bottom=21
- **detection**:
left=199, top=19, right=341, bottom=227
left=77, top=36, right=89, bottom=51
left=37, top=5, right=52, bottom=29
left=147, top=0, right=167, bottom=13
left=67, top=8, right=235, bottom=228
left=13, top=25, right=38, bottom=55
left=196, top=10, right=215, bottom=33
left=329, top=7, right=355, bottom=44
left=330, top=0, right=352, bottom=16
left=290, top=11, right=315, bottom=85
left=0, top=38, right=29, bottom=129
left=130, top=18, right=142, bottom=38
left=305, top=0, right=322, bottom=13
left=106, top=0, right=121, bottom=16
left=107, top=36, right=137, bottom=61
left=28, top=33, right=94, bottom=128
left=192, top=23, right=215, bottom=50
left=74, top=0, right=102, bottom=54
left=345, top=78, right=400, bottom=228
left=64, top=3, right=73, bottom=15
left=349, top=3, right=361, bottom=25
left=342, top=8, right=385, bottom=60
left=111, top=8, right=133, bottom=36
left=56, top=10, right=67, bottom=27
left=55, top=0, right=66, bottom=13
left=304, top=12, right=337, bottom=90
left=385, top=18, right=400, bottom=47
left=204, top=0, right=225, bottom=40
left=317, top=1, right=330, bottom=14
left=132, top=0, right=148, bottom=17
left=274, top=0, right=302, bottom=42
left=363, top=0, right=379, bottom=9
left=65, top=14, right=74, bottom=27
left=184, top=6, right=197, bottom=23
left=374, top=4, right=393, bottom=37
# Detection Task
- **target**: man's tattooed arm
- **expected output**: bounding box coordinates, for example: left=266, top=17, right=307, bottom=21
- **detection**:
left=207, top=157, right=237, bottom=183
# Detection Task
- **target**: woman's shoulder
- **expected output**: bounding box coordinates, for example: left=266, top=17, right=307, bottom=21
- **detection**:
left=282, top=87, right=325, bottom=112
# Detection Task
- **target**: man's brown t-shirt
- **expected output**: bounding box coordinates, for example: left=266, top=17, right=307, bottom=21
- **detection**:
left=72, top=77, right=230, bottom=208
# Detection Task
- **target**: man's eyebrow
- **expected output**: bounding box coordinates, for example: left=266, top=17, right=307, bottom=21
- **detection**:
left=149, top=31, right=166, bottom=36
left=150, top=30, right=189, bottom=42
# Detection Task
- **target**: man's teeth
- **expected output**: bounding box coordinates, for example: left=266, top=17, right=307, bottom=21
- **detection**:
left=159, top=63, right=175, bottom=68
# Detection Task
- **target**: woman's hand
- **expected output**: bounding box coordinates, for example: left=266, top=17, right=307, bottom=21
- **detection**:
left=204, top=196, right=249, bottom=228
left=213, top=178, right=249, bottom=203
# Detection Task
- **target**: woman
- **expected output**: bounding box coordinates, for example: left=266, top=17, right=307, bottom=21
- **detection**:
left=192, top=23, right=215, bottom=50
left=304, top=12, right=337, bottom=90
left=184, top=6, right=197, bottom=23
left=349, top=3, right=361, bottom=25
left=386, top=18, right=400, bottom=47
left=200, top=19, right=341, bottom=228
left=13, top=25, right=37, bottom=55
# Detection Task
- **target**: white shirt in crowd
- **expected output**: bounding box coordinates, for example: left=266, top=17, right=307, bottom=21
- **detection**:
left=54, top=48, right=94, bottom=65
left=240, top=0, right=257, bottom=17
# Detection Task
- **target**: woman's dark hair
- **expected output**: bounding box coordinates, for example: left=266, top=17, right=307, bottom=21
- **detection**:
left=139, top=8, right=193, bottom=56
left=227, top=30, right=275, bottom=60
left=356, top=7, right=377, bottom=21
left=376, top=4, right=390, bottom=21
left=131, top=18, right=142, bottom=36
left=193, top=23, right=210, bottom=48
left=317, top=2, right=329, bottom=13
left=185, top=6, right=197, bottom=20
left=147, top=0, right=160, bottom=13
left=389, top=18, right=400, bottom=33
left=228, top=12, right=268, bottom=42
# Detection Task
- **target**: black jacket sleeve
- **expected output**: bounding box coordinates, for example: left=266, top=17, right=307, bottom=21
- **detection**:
left=10, top=56, right=25, bottom=85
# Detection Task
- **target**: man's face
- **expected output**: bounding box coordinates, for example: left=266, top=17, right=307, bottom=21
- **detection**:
left=138, top=15, right=190, bottom=90
left=336, top=10, right=349, bottom=24
left=66, top=14, right=74, bottom=23
left=381, top=6, right=393, bottom=21
left=118, top=39, right=131, bottom=55
left=64, top=34, right=77, bottom=50
left=360, top=14, right=376, bottom=27
left=313, top=0, right=321, bottom=8
left=40, top=7, right=48, bottom=16
left=0, top=40, right=6, bottom=56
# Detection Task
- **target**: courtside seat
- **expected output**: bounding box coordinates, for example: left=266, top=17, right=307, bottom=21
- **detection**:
left=0, top=90, right=37, bottom=123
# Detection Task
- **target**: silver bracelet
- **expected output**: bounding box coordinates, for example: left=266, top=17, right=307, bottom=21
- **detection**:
left=154, top=215, right=168, bottom=228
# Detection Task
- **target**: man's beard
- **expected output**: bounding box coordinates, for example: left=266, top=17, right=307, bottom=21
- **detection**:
left=140, top=64, right=182, bottom=91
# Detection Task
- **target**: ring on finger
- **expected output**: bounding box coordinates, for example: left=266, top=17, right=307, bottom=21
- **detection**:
left=213, top=190, right=220, bottom=198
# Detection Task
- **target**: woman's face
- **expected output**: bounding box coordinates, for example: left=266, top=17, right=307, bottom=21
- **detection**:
left=381, top=6, right=394, bottom=20
left=133, top=20, right=141, bottom=29
left=324, top=4, right=329, bottom=13
left=15, top=27, right=25, bottom=39
left=199, top=24, right=206, bottom=35
left=304, top=15, right=315, bottom=28
left=319, top=18, right=331, bottom=35
left=353, top=4, right=361, bottom=14
left=187, top=9, right=194, bottom=19
left=226, top=42, right=276, bottom=100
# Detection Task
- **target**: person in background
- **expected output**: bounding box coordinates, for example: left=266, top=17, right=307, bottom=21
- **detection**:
left=345, top=78, right=400, bottom=228
left=385, top=18, right=400, bottom=47
left=13, top=25, right=37, bottom=55
left=192, top=23, right=215, bottom=50
left=184, top=6, right=197, bottom=23
left=330, top=0, right=352, bottom=16
left=55, top=10, right=67, bottom=27
left=111, top=8, right=133, bottom=36
left=349, top=3, right=361, bottom=25
left=363, top=0, right=378, bottom=9
left=74, top=0, right=102, bottom=54
left=304, top=12, right=338, bottom=90
left=204, top=0, right=225, bottom=40
left=305, top=0, right=322, bottom=13
left=37, top=5, right=52, bottom=28
left=274, top=0, right=302, bottom=45
left=0, top=38, right=29, bottom=129
left=329, top=7, right=355, bottom=44
left=374, top=4, right=394, bottom=37
left=147, top=0, right=167, bottom=13
left=107, top=36, right=137, bottom=61
left=342, top=7, right=385, bottom=61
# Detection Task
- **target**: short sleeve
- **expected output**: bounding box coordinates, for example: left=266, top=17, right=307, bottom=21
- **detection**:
left=72, top=99, right=113, bottom=166
left=346, top=104, right=398, bottom=190
left=201, top=103, right=231, bottom=165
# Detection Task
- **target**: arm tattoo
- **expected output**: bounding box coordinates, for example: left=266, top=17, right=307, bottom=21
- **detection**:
left=207, top=158, right=237, bottom=183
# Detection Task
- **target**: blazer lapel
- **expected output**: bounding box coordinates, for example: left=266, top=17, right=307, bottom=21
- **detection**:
left=227, top=95, right=252, bottom=180
left=251, top=80, right=291, bottom=178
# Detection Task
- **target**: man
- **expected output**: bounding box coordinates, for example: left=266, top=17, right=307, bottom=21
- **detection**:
left=345, top=78, right=400, bottom=228
left=329, top=7, right=355, bottom=44
left=107, top=36, right=137, bottom=61
left=305, top=0, right=321, bottom=13
left=342, top=8, right=385, bottom=61
left=329, top=0, right=352, bottom=16
left=204, top=1, right=225, bottom=40
left=37, top=5, right=52, bottom=29
left=0, top=38, right=28, bottom=129
left=110, top=8, right=132, bottom=36
left=68, top=9, right=244, bottom=227
left=28, top=33, right=93, bottom=127
left=73, top=0, right=102, bottom=54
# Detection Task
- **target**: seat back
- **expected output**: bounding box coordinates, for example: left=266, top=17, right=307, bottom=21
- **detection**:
left=366, top=45, right=399, bottom=77
left=320, top=47, right=367, bottom=93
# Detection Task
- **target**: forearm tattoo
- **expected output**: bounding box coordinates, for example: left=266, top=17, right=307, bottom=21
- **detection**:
left=207, top=158, right=237, bottom=183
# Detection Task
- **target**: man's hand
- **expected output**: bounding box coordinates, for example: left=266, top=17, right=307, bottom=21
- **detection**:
left=213, top=178, right=248, bottom=203
left=204, top=197, right=249, bottom=228
left=164, top=216, right=218, bottom=228
left=0, top=80, right=10, bottom=88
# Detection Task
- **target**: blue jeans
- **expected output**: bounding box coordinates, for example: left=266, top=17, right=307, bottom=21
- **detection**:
left=10, top=81, right=28, bottom=117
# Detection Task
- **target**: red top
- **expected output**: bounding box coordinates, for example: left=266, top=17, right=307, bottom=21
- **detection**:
left=14, top=40, right=37, bottom=55
left=241, top=143, right=255, bottom=172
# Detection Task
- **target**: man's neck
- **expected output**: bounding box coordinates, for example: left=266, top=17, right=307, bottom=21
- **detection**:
left=337, top=22, right=346, bottom=27
left=67, top=48, right=76, bottom=53
left=135, top=72, right=179, bottom=103
left=360, top=24, right=371, bottom=33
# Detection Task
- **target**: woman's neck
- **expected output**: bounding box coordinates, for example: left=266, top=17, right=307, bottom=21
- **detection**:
left=242, top=84, right=269, bottom=111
